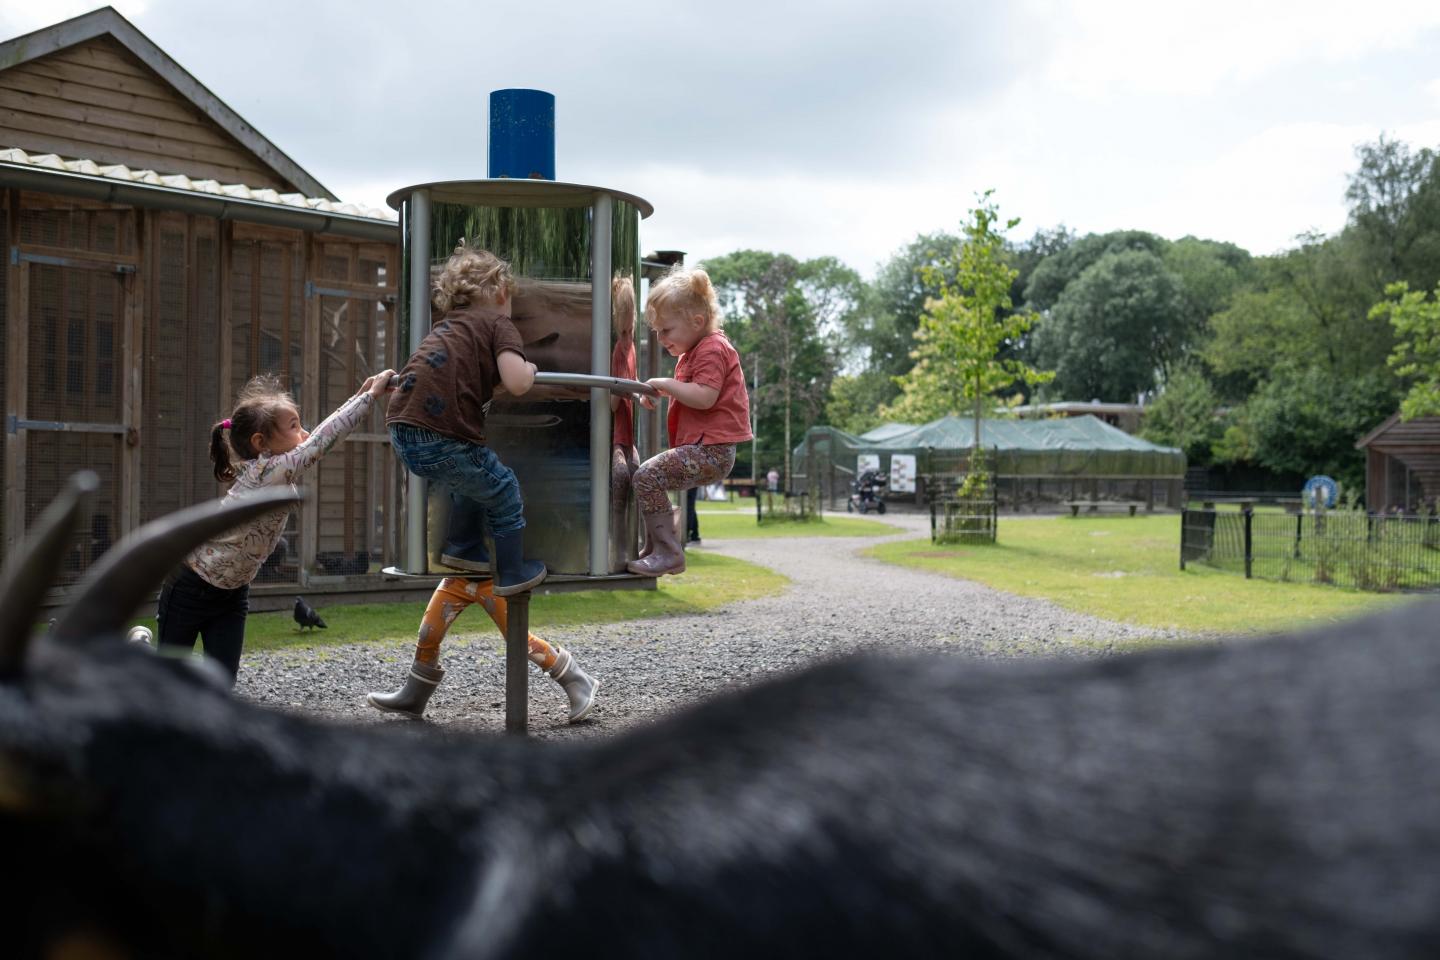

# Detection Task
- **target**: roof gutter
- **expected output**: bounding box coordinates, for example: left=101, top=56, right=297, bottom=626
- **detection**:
left=0, top=162, right=398, bottom=243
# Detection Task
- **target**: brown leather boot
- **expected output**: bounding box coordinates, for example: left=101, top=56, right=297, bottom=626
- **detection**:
left=627, top=509, right=685, bottom=577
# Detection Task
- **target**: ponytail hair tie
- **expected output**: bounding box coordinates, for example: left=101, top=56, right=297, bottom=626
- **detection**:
left=221, top=419, right=232, bottom=430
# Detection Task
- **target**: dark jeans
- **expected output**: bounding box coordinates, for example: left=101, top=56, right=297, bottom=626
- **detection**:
left=156, top=565, right=249, bottom=683
left=685, top=486, right=700, bottom=541
left=389, top=423, right=525, bottom=536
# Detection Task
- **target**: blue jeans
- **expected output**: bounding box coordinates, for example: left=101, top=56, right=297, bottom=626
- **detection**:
left=389, top=423, right=525, bottom=537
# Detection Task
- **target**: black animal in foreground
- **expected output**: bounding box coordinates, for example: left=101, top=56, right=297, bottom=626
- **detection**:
left=293, top=593, right=326, bottom=630
left=3, top=474, right=1440, bottom=959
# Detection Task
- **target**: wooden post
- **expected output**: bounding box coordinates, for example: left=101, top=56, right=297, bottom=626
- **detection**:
left=120, top=209, right=144, bottom=537
left=217, top=221, right=233, bottom=454
left=1179, top=509, right=1187, bottom=570
left=504, top=590, right=531, bottom=735
left=4, top=190, right=26, bottom=553
left=300, top=236, right=321, bottom=585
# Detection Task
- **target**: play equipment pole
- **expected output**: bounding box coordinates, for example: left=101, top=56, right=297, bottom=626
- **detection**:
left=488, top=89, right=557, bottom=734
left=404, top=189, right=431, bottom=574
left=590, top=192, right=613, bottom=577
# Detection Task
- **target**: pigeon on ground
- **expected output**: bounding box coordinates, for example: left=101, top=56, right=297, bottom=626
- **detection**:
left=293, top=595, right=327, bottom=631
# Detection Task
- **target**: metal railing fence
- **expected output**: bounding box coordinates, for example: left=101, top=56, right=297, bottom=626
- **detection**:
left=1181, top=508, right=1440, bottom=591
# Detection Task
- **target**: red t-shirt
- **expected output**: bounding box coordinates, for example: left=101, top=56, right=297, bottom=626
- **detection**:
left=612, top=337, right=636, bottom=448
left=667, top=332, right=753, bottom=446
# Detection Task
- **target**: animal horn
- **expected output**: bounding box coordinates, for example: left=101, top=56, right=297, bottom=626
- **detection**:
left=0, top=471, right=100, bottom=678
left=51, top=487, right=300, bottom=645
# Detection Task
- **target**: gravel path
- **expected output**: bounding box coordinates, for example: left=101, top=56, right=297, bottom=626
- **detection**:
left=236, top=511, right=1190, bottom=741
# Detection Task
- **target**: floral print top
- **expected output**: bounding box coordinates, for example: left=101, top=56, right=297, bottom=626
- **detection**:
left=186, top=390, right=376, bottom=589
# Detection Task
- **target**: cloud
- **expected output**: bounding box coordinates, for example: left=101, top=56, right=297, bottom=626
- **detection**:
left=0, top=1, right=151, bottom=36
left=10, top=1, right=1440, bottom=279
left=1029, top=0, right=1440, bottom=98
left=131, top=0, right=1029, bottom=183
left=1106, top=119, right=1440, bottom=254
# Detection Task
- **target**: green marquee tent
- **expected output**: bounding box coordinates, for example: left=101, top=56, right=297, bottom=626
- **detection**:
left=794, top=415, right=1185, bottom=506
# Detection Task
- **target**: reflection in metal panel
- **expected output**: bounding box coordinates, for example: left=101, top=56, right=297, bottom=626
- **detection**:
left=390, top=181, right=656, bottom=578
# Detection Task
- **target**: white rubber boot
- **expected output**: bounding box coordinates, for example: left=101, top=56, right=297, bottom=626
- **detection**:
left=546, top=647, right=600, bottom=723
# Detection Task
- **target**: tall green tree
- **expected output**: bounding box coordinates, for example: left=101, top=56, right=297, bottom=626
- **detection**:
left=1030, top=248, right=1187, bottom=402
left=1163, top=236, right=1255, bottom=335
left=1139, top=363, right=1223, bottom=463
left=1372, top=281, right=1440, bottom=419
left=825, top=372, right=894, bottom=436
left=883, top=192, right=1053, bottom=448
left=1346, top=136, right=1440, bottom=291
left=1023, top=229, right=1169, bottom=311
left=1213, top=366, right=1397, bottom=493
left=854, top=231, right=959, bottom=378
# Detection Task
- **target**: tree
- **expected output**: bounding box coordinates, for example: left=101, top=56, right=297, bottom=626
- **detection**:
left=883, top=192, right=1053, bottom=449
left=1022, top=229, right=1169, bottom=311
left=825, top=371, right=894, bottom=436
left=1372, top=281, right=1440, bottom=419
left=1202, top=233, right=1397, bottom=403
left=1270, top=231, right=1395, bottom=377
left=1213, top=366, right=1397, bottom=493
left=854, top=231, right=959, bottom=379
left=703, top=251, right=861, bottom=488
left=1030, top=249, right=1187, bottom=402
left=1346, top=136, right=1440, bottom=292
left=1139, top=364, right=1223, bottom=464
left=1163, top=236, right=1255, bottom=335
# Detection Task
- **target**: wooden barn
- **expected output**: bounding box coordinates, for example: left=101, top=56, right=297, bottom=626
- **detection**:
left=1357, top=413, right=1440, bottom=514
left=0, top=7, right=413, bottom=609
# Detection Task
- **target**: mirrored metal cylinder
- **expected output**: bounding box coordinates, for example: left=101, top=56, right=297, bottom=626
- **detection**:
left=387, top=180, right=652, bottom=578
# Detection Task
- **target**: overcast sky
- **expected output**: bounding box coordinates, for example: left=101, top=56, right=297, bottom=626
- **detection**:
left=6, top=1, right=1440, bottom=278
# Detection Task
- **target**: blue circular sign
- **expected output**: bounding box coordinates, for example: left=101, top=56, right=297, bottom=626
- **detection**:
left=1302, top=475, right=1338, bottom=509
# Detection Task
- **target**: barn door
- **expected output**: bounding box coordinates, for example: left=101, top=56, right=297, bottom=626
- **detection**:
left=9, top=251, right=138, bottom=584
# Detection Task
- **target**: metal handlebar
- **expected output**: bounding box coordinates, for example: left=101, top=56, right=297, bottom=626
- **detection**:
left=386, top=372, right=659, bottom=397
left=531, top=372, right=661, bottom=396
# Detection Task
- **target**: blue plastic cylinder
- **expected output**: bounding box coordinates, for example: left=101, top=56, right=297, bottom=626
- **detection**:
left=488, top=89, right=555, bottom=181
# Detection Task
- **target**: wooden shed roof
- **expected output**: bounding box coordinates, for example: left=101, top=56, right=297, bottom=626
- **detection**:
left=0, top=6, right=332, bottom=198
left=1356, top=412, right=1440, bottom=452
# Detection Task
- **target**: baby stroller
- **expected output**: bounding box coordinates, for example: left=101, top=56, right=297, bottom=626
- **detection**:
left=847, top=469, right=888, bottom=515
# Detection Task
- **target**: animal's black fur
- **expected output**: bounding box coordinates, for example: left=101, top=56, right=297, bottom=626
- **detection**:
left=4, top=596, right=1440, bottom=958
left=4, top=475, right=1439, bottom=957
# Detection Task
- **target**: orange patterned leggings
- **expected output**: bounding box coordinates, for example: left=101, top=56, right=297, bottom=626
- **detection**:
left=413, top=577, right=557, bottom=670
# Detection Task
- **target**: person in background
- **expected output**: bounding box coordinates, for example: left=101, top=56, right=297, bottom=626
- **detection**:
left=685, top=487, right=701, bottom=545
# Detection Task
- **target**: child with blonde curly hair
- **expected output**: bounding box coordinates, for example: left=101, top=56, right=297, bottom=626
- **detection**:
left=386, top=244, right=545, bottom=595
left=629, top=266, right=751, bottom=576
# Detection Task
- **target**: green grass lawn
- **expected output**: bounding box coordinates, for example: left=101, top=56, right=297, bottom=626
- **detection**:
left=867, top=514, right=1413, bottom=635
left=698, top=511, right=895, bottom=540
left=131, top=551, right=789, bottom=654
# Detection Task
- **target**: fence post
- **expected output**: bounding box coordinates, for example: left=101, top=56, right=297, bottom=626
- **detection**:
left=1294, top=512, right=1303, bottom=559
left=1179, top=509, right=1187, bottom=570
left=1243, top=506, right=1254, bottom=579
